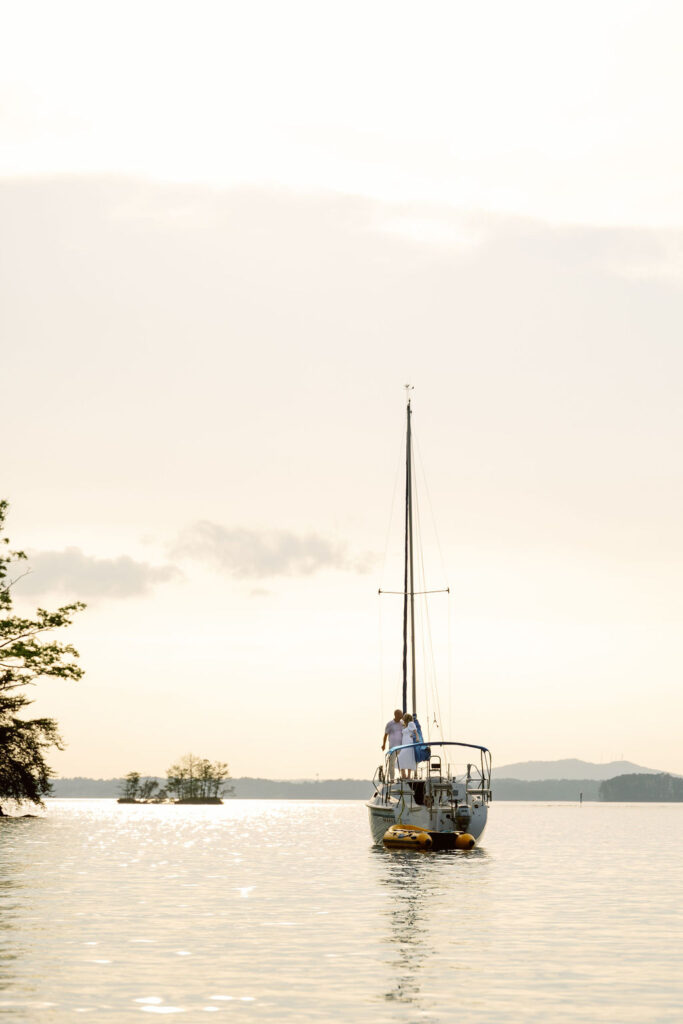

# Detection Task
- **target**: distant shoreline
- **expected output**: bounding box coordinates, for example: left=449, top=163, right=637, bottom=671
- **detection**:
left=49, top=775, right=681, bottom=801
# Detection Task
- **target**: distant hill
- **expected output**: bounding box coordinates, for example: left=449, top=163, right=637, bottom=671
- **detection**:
left=493, top=759, right=661, bottom=781
left=492, top=778, right=600, bottom=801
left=599, top=773, right=683, bottom=802
left=231, top=778, right=370, bottom=799
left=48, top=766, right=677, bottom=802
left=50, top=777, right=127, bottom=797
left=49, top=777, right=371, bottom=799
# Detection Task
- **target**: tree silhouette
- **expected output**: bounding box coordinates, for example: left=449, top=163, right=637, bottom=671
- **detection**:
left=166, top=753, right=232, bottom=801
left=0, top=501, right=84, bottom=814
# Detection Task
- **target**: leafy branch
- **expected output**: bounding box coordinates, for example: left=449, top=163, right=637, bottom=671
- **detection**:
left=0, top=501, right=85, bottom=812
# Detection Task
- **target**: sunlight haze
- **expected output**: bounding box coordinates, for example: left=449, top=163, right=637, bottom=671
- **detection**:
left=2, top=0, right=682, bottom=779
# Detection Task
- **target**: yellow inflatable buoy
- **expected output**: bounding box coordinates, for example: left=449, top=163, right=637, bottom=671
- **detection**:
left=382, top=824, right=433, bottom=850
left=455, top=833, right=476, bottom=850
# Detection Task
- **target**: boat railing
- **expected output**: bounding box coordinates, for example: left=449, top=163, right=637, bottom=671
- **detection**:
left=464, top=759, right=492, bottom=799
left=465, top=778, right=492, bottom=800
left=383, top=742, right=490, bottom=779
left=372, top=743, right=492, bottom=805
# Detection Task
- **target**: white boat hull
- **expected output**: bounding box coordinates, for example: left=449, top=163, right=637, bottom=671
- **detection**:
left=366, top=782, right=489, bottom=846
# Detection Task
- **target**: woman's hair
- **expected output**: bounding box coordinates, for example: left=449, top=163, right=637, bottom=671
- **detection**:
left=402, top=712, right=413, bottom=723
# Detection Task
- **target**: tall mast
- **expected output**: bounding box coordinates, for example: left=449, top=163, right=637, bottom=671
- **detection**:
left=406, top=397, right=417, bottom=715
left=401, top=392, right=417, bottom=717
left=401, top=403, right=409, bottom=714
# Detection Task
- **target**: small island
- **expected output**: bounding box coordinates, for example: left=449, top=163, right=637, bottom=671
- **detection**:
left=118, top=754, right=233, bottom=805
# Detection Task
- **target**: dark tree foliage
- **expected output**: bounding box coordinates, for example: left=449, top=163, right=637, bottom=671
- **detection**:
left=118, top=773, right=164, bottom=802
left=0, top=500, right=85, bottom=813
left=166, top=753, right=233, bottom=801
left=138, top=778, right=160, bottom=801
left=599, top=772, right=683, bottom=802
left=120, top=771, right=141, bottom=800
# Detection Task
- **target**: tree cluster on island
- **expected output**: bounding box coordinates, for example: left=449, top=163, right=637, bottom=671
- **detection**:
left=118, top=772, right=167, bottom=803
left=0, top=501, right=85, bottom=817
left=118, top=753, right=233, bottom=804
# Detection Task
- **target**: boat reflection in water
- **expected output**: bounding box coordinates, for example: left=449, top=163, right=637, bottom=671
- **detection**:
left=376, top=850, right=429, bottom=1005
left=373, top=843, right=490, bottom=1007
left=374, top=839, right=491, bottom=1007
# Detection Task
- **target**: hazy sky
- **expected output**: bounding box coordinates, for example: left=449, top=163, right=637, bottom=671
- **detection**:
left=3, top=1, right=683, bottom=778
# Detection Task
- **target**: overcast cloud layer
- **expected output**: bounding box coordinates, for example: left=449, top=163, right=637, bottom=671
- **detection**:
left=3, top=175, right=683, bottom=778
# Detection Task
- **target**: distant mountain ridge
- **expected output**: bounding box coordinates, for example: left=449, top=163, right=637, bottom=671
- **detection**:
left=50, top=766, right=677, bottom=802
left=493, top=758, right=661, bottom=781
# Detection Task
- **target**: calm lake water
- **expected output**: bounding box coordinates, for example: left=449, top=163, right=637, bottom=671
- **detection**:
left=1, top=800, right=682, bottom=1022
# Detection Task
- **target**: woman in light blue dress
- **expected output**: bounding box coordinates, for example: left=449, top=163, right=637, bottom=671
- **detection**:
left=398, top=713, right=418, bottom=779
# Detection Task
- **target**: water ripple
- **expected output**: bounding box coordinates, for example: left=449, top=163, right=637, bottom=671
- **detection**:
left=0, top=800, right=681, bottom=1021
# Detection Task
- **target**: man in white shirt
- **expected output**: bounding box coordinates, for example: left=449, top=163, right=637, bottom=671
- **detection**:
left=382, top=709, right=404, bottom=782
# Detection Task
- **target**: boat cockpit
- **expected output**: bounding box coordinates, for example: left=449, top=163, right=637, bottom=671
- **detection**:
left=372, top=741, right=492, bottom=808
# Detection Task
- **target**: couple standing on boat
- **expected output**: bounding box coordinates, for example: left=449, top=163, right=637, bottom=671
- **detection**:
left=381, top=709, right=419, bottom=780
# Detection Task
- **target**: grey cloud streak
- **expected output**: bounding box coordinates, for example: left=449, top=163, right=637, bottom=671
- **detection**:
left=20, top=547, right=180, bottom=599
left=15, top=523, right=370, bottom=603
left=172, top=521, right=368, bottom=579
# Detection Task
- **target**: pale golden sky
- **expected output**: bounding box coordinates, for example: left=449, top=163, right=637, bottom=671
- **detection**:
left=3, top=1, right=683, bottom=778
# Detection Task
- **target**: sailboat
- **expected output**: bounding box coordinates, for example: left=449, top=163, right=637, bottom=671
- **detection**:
left=366, top=393, right=492, bottom=848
